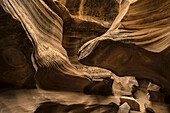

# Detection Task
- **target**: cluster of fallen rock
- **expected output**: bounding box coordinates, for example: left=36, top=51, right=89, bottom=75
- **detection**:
left=0, top=72, right=169, bottom=113
left=85, top=66, right=170, bottom=113
left=114, top=78, right=169, bottom=113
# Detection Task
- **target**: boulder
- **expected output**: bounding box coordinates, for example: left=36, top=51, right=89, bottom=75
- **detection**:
left=120, top=96, right=140, bottom=111
left=117, top=102, right=130, bottom=113
left=147, top=82, right=164, bottom=102
left=112, top=76, right=138, bottom=96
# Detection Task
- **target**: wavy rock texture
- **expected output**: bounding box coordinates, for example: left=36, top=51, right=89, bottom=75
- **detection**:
left=62, top=0, right=118, bottom=61
left=0, top=0, right=170, bottom=112
left=0, top=0, right=97, bottom=92
left=79, top=0, right=170, bottom=54
left=79, top=0, right=170, bottom=92
left=0, top=0, right=120, bottom=92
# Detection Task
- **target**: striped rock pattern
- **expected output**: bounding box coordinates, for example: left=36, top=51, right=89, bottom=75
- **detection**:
left=78, top=0, right=170, bottom=92
left=0, top=0, right=93, bottom=91
left=79, top=0, right=170, bottom=57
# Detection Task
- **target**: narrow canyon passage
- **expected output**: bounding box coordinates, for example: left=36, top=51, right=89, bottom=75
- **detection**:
left=0, top=0, right=169, bottom=113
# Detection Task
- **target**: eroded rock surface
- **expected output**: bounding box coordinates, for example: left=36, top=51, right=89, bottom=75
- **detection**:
left=0, top=89, right=120, bottom=113
left=112, top=76, right=138, bottom=96
left=78, top=0, right=170, bottom=93
left=79, top=40, right=170, bottom=93
left=0, top=7, right=35, bottom=88
left=117, top=102, right=130, bottom=113
left=120, top=96, right=140, bottom=111
left=0, top=0, right=169, bottom=113
left=147, top=82, right=164, bottom=102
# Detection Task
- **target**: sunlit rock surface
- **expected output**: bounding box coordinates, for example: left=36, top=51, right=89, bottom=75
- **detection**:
left=147, top=82, right=164, bottom=102
left=117, top=102, right=130, bottom=113
left=0, top=0, right=170, bottom=113
left=0, top=89, right=120, bottom=113
left=79, top=0, right=170, bottom=93
left=0, top=0, right=94, bottom=92
left=120, top=96, right=140, bottom=111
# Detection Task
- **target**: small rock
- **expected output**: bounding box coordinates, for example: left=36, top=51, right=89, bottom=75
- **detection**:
left=120, top=96, right=140, bottom=111
left=147, top=82, right=160, bottom=91
left=147, top=82, right=164, bottom=102
left=117, top=102, right=130, bottom=113
left=133, top=79, right=150, bottom=112
left=112, top=76, right=139, bottom=96
left=144, top=102, right=155, bottom=113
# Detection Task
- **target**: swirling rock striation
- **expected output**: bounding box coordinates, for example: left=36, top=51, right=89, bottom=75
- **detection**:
left=0, top=0, right=94, bottom=91
left=79, top=0, right=170, bottom=92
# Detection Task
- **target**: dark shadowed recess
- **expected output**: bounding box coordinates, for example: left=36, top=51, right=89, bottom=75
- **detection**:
left=0, top=6, right=36, bottom=89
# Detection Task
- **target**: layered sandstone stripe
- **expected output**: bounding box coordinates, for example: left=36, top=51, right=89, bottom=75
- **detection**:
left=78, top=0, right=170, bottom=92
left=79, top=0, right=170, bottom=59
left=0, top=0, right=92, bottom=91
